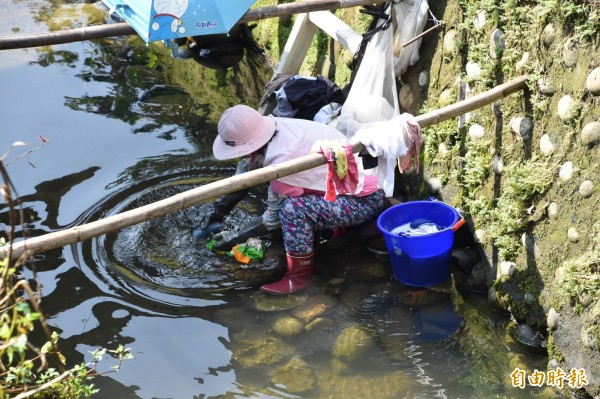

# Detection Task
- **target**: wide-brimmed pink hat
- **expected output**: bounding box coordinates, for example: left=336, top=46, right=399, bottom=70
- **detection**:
left=213, top=105, right=276, bottom=160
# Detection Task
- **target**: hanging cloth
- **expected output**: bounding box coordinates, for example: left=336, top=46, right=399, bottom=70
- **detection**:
left=311, top=141, right=359, bottom=202
left=352, top=113, right=422, bottom=197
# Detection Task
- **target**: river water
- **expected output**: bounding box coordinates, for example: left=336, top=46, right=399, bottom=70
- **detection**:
left=1, top=1, right=561, bottom=398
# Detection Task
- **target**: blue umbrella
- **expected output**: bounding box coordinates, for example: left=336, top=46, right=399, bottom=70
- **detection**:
left=101, top=0, right=257, bottom=43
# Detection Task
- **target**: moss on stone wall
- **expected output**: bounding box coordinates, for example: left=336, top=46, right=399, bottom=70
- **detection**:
left=413, top=0, right=599, bottom=395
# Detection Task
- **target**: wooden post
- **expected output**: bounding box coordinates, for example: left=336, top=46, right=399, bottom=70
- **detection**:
left=1, top=75, right=528, bottom=261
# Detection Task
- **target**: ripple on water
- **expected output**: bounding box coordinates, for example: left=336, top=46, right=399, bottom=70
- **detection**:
left=87, top=175, right=284, bottom=304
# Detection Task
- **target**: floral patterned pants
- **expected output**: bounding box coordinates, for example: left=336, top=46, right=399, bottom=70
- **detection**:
left=279, top=189, right=387, bottom=256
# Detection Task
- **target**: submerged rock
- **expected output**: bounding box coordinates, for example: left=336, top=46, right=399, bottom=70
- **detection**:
left=305, top=317, right=335, bottom=333
left=273, top=317, right=305, bottom=338
left=230, top=330, right=295, bottom=368
left=340, top=283, right=393, bottom=315
left=317, top=370, right=414, bottom=398
left=292, top=294, right=337, bottom=323
left=267, top=357, right=316, bottom=394
left=332, top=325, right=373, bottom=361
left=247, top=291, right=308, bottom=312
left=488, top=286, right=511, bottom=313
left=514, top=323, right=546, bottom=350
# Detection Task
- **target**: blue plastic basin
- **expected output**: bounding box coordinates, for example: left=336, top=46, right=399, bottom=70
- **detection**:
left=376, top=199, right=461, bottom=287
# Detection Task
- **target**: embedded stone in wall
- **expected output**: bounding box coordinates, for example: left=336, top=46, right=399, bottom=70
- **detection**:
left=466, top=61, right=481, bottom=80
left=500, top=261, right=516, bottom=277
left=516, top=52, right=529, bottom=73
left=521, top=232, right=540, bottom=258
left=399, top=84, right=415, bottom=113
left=438, top=143, right=448, bottom=158
left=547, top=308, right=559, bottom=331
left=524, top=292, right=535, bottom=304
left=581, top=326, right=597, bottom=349
left=537, top=77, right=556, bottom=96
left=510, top=116, right=533, bottom=141
left=579, top=180, right=594, bottom=198
left=438, top=88, right=454, bottom=107
left=492, top=154, right=503, bottom=174
left=427, top=177, right=443, bottom=193
left=557, top=95, right=578, bottom=121
left=473, top=10, right=486, bottom=29
left=578, top=292, right=592, bottom=307
left=567, top=227, right=579, bottom=243
left=540, top=134, right=555, bottom=156
left=559, top=161, right=574, bottom=182
left=489, top=29, right=505, bottom=59
left=468, top=123, right=485, bottom=140
left=443, top=29, right=459, bottom=56
left=586, top=67, right=600, bottom=95
left=562, top=38, right=579, bottom=67
left=581, top=121, right=600, bottom=146
left=418, top=70, right=429, bottom=87
left=555, top=266, right=565, bottom=284
left=474, top=229, right=486, bottom=243
left=547, top=202, right=559, bottom=219
left=542, top=23, right=556, bottom=48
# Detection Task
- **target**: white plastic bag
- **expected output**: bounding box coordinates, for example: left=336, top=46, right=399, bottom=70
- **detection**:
left=392, top=0, right=430, bottom=77
left=337, top=4, right=399, bottom=139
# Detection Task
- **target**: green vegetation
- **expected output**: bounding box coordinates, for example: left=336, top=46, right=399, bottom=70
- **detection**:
left=560, top=223, right=600, bottom=310
left=0, top=163, right=132, bottom=398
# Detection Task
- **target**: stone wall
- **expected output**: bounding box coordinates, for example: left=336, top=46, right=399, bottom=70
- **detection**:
left=400, top=1, right=600, bottom=397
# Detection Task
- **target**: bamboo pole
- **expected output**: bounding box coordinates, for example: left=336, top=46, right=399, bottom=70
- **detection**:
left=0, top=0, right=383, bottom=50
left=1, top=75, right=528, bottom=261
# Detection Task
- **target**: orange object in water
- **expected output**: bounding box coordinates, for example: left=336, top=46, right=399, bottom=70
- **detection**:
left=232, top=245, right=251, bottom=264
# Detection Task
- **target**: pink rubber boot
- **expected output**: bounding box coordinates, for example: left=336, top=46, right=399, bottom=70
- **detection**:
left=260, top=253, right=314, bottom=295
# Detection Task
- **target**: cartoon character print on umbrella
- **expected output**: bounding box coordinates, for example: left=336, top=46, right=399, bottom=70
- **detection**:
left=152, top=0, right=189, bottom=36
